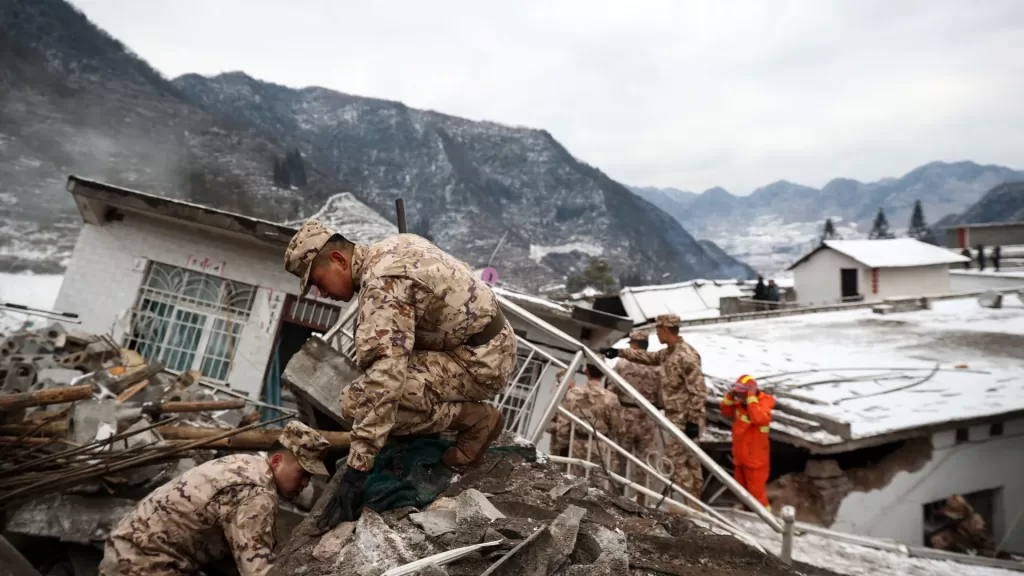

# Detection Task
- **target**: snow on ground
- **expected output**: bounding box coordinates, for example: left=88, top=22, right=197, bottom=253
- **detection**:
left=528, top=241, right=603, bottom=263
left=0, top=273, right=64, bottom=334
left=728, top=512, right=1019, bottom=576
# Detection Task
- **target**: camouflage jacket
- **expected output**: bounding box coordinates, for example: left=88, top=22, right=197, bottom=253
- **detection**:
left=613, top=358, right=663, bottom=408
left=552, top=380, right=625, bottom=447
left=619, top=340, right=707, bottom=430
left=347, top=234, right=517, bottom=470
left=103, top=454, right=277, bottom=576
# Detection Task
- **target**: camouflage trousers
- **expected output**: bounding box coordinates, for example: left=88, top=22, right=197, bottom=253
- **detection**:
left=664, top=435, right=703, bottom=500
left=341, top=324, right=517, bottom=440
left=619, top=406, right=660, bottom=485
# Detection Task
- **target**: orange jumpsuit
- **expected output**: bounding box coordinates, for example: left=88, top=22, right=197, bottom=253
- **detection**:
left=721, top=391, right=774, bottom=509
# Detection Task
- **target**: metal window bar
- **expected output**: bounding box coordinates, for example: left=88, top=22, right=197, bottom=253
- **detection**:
left=126, top=262, right=256, bottom=383
left=288, top=298, right=342, bottom=330
left=497, top=294, right=784, bottom=533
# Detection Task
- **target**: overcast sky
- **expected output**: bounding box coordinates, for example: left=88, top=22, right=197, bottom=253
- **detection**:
left=71, top=0, right=1024, bottom=194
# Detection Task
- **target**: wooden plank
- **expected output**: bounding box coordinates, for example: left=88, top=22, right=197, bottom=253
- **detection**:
left=0, top=385, right=95, bottom=413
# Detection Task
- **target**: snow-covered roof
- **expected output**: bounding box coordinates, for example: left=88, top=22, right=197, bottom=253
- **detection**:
left=618, top=279, right=747, bottom=324
left=788, top=238, right=969, bottom=271
left=288, top=193, right=397, bottom=246
left=492, top=286, right=570, bottom=316
left=614, top=296, right=1024, bottom=451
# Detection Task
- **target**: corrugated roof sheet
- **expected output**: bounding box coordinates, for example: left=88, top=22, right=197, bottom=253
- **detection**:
left=619, top=280, right=745, bottom=323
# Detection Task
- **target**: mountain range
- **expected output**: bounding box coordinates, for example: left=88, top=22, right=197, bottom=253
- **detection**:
left=632, top=161, right=1024, bottom=239
left=0, top=0, right=754, bottom=289
left=934, top=181, right=1024, bottom=228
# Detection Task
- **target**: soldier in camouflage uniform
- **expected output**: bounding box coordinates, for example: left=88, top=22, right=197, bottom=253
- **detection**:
left=614, top=330, right=663, bottom=489
left=928, top=495, right=1005, bottom=558
left=549, top=364, right=625, bottom=485
left=284, top=220, right=516, bottom=530
left=98, top=421, right=330, bottom=576
left=606, top=314, right=707, bottom=500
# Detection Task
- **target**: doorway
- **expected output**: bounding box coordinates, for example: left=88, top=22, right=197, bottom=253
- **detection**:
left=840, top=268, right=859, bottom=300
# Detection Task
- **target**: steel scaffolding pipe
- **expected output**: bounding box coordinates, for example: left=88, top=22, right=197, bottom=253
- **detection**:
left=527, top=351, right=584, bottom=444
left=548, top=455, right=766, bottom=554
left=496, top=294, right=783, bottom=533
left=555, top=405, right=746, bottom=536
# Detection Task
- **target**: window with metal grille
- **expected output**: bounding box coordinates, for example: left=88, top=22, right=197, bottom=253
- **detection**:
left=125, top=262, right=256, bottom=382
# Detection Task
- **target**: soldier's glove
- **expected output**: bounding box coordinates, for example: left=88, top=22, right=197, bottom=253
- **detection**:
left=317, top=465, right=371, bottom=534
left=684, top=422, right=700, bottom=440
left=602, top=348, right=619, bottom=359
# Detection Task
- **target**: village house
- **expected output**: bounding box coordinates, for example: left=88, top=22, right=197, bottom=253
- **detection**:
left=786, top=238, right=968, bottom=304
left=52, top=175, right=629, bottom=432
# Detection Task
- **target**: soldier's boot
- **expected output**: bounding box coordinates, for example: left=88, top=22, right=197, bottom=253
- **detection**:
left=441, top=402, right=503, bottom=467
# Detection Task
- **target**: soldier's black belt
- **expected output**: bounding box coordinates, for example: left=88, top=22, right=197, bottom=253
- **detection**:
left=466, top=307, right=507, bottom=348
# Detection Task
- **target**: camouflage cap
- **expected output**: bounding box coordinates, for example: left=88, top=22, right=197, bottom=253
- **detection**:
left=284, top=220, right=335, bottom=296
left=655, top=314, right=681, bottom=328
left=279, top=421, right=330, bottom=476
left=629, top=330, right=648, bottom=341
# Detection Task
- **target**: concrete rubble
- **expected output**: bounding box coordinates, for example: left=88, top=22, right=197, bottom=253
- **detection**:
left=0, top=322, right=341, bottom=574
left=269, top=433, right=831, bottom=576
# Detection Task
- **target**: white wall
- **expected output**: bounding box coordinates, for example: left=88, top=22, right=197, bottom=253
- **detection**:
left=832, top=418, right=1024, bottom=551
left=54, top=215, right=327, bottom=398
left=876, top=265, right=952, bottom=300
left=793, top=249, right=866, bottom=304
left=950, top=271, right=1024, bottom=292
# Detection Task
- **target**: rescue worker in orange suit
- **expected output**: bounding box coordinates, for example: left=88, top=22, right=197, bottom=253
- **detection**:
left=721, top=374, right=774, bottom=510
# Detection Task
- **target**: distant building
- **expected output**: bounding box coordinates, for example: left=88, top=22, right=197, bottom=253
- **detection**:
left=944, top=220, right=1024, bottom=250
left=786, top=238, right=968, bottom=304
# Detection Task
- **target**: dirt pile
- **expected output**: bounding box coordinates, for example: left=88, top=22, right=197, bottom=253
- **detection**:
left=272, top=434, right=836, bottom=576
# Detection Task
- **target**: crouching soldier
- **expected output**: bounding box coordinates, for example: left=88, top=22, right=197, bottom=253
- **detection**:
left=99, top=421, right=330, bottom=576
left=283, top=221, right=517, bottom=530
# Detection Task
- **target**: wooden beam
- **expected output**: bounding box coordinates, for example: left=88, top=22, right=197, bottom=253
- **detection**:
left=156, top=426, right=350, bottom=450
left=0, top=385, right=96, bottom=413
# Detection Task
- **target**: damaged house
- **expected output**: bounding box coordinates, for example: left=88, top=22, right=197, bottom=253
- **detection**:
left=51, top=176, right=630, bottom=436
left=672, top=295, right=1024, bottom=553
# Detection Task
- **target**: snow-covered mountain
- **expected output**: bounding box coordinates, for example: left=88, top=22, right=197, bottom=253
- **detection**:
left=0, top=0, right=755, bottom=289
left=633, top=161, right=1024, bottom=277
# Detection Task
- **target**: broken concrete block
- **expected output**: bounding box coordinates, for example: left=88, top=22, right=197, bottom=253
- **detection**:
left=548, top=505, right=586, bottom=562
left=312, top=521, right=356, bottom=562
left=409, top=510, right=458, bottom=537
left=35, top=367, right=84, bottom=387
left=805, top=459, right=843, bottom=479
left=70, top=400, right=118, bottom=445
left=6, top=494, right=136, bottom=544
left=978, top=291, right=1003, bottom=309
left=424, top=496, right=457, bottom=512
left=332, top=509, right=417, bottom=576
left=483, top=528, right=505, bottom=543
left=582, top=526, right=629, bottom=575
left=455, top=489, right=506, bottom=544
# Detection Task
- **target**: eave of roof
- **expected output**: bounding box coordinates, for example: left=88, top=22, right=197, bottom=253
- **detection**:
left=66, top=175, right=298, bottom=247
